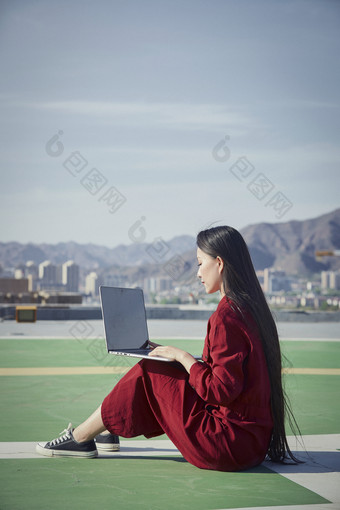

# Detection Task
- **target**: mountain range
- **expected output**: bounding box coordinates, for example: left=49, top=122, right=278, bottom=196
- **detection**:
left=1, top=208, right=340, bottom=277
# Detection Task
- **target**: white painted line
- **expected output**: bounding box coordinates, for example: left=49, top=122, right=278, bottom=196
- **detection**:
left=280, top=338, right=340, bottom=342
left=0, top=439, right=180, bottom=460
left=215, top=505, right=337, bottom=510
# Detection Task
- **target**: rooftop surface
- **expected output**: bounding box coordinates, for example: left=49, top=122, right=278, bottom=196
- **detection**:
left=0, top=320, right=339, bottom=509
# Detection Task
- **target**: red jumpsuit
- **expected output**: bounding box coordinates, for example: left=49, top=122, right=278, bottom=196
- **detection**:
left=101, top=297, right=273, bottom=471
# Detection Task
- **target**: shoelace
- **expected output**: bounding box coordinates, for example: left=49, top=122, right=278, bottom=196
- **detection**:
left=49, top=423, right=73, bottom=447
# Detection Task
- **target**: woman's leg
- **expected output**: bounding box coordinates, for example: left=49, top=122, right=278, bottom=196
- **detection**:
left=72, top=405, right=106, bottom=442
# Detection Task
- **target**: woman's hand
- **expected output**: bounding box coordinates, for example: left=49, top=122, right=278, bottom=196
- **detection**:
left=149, top=345, right=182, bottom=361
left=149, top=345, right=197, bottom=374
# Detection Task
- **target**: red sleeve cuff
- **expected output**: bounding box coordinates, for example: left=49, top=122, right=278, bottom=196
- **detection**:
left=189, top=360, right=208, bottom=389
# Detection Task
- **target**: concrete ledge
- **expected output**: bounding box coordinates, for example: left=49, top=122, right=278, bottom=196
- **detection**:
left=1, top=305, right=340, bottom=322
left=273, top=310, right=340, bottom=322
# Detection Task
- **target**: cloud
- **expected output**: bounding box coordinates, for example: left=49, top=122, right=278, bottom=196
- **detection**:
left=25, top=100, right=257, bottom=133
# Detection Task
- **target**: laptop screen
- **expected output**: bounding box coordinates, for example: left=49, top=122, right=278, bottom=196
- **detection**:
left=100, top=286, right=149, bottom=351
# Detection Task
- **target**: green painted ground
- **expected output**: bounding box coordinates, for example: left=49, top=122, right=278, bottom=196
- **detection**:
left=280, top=340, right=340, bottom=369
left=0, top=458, right=328, bottom=510
left=0, top=337, right=338, bottom=509
left=1, top=337, right=340, bottom=369
left=0, top=339, right=339, bottom=438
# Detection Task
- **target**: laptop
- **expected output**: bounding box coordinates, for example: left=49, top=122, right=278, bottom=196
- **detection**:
left=100, top=285, right=174, bottom=362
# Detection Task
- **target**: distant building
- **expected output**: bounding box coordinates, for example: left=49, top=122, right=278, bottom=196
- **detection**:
left=321, top=271, right=331, bottom=290
left=144, top=277, right=173, bottom=293
left=26, top=261, right=38, bottom=277
left=14, top=268, right=24, bottom=279
left=263, top=268, right=291, bottom=294
left=85, top=272, right=100, bottom=296
left=329, top=271, right=340, bottom=290
left=39, top=291, right=82, bottom=305
left=0, top=278, right=29, bottom=294
left=25, top=261, right=39, bottom=291
left=39, top=261, right=58, bottom=285
left=321, top=271, right=340, bottom=290
left=62, top=260, right=79, bottom=292
left=306, top=281, right=319, bottom=291
left=103, top=274, right=127, bottom=288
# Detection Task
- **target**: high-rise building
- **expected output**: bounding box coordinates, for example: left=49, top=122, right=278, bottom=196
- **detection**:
left=321, top=271, right=331, bottom=289
left=26, top=261, right=38, bottom=278
left=144, top=277, right=173, bottom=293
left=26, top=261, right=39, bottom=291
left=85, top=272, right=100, bottom=296
left=62, top=260, right=79, bottom=292
left=263, top=268, right=270, bottom=293
left=322, top=270, right=340, bottom=290
left=330, top=271, right=340, bottom=290
left=263, top=268, right=291, bottom=294
left=39, top=261, right=58, bottom=284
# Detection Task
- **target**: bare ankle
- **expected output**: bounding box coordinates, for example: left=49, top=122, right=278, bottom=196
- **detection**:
left=71, top=406, right=106, bottom=443
left=72, top=427, right=88, bottom=443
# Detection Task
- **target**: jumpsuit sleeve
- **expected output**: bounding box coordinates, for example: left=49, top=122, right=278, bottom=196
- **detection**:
left=188, top=313, right=250, bottom=406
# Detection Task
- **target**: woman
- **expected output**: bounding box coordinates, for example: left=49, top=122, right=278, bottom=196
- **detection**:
left=36, top=226, right=299, bottom=471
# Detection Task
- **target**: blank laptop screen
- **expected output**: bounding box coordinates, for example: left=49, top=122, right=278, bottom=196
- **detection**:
left=100, top=286, right=149, bottom=351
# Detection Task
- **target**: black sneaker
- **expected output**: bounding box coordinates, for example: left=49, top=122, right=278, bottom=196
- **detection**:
left=36, top=423, right=98, bottom=458
left=95, top=432, right=120, bottom=452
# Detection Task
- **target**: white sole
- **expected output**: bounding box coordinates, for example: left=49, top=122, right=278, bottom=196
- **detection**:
left=36, top=442, right=98, bottom=458
left=95, top=445, right=120, bottom=452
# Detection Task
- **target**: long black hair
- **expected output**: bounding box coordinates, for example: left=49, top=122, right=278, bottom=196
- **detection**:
left=197, top=225, right=300, bottom=463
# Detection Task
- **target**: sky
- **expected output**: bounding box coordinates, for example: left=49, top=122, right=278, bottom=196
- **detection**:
left=0, top=0, right=339, bottom=248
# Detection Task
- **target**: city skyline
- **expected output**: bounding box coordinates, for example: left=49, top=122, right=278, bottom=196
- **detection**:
left=2, top=254, right=340, bottom=311
left=1, top=0, right=340, bottom=247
